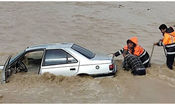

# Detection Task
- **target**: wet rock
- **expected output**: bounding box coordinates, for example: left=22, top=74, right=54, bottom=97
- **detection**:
left=0, top=94, right=3, bottom=98
left=118, top=4, right=124, bottom=8
left=147, top=8, right=151, bottom=11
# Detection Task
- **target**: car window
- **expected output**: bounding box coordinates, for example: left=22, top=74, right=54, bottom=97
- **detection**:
left=67, top=54, right=77, bottom=63
left=23, top=51, right=44, bottom=72
left=43, top=49, right=77, bottom=66
left=10, top=51, right=25, bottom=65
left=71, top=44, right=95, bottom=59
left=25, top=51, right=43, bottom=60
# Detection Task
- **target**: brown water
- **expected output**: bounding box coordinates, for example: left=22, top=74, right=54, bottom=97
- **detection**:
left=0, top=2, right=175, bottom=103
left=0, top=61, right=175, bottom=103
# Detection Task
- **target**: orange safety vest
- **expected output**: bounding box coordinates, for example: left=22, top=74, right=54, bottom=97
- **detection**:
left=163, top=31, right=175, bottom=45
left=124, top=37, right=144, bottom=56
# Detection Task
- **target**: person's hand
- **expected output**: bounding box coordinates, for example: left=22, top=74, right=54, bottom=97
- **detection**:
left=123, top=53, right=126, bottom=57
left=108, top=53, right=114, bottom=57
left=154, top=39, right=163, bottom=46
left=159, top=39, right=163, bottom=41
left=154, top=42, right=158, bottom=45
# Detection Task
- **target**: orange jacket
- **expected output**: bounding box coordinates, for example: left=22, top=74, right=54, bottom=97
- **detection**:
left=124, top=37, right=144, bottom=56
left=163, top=31, right=175, bottom=45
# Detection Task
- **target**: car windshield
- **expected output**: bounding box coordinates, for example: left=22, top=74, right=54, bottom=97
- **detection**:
left=9, top=51, right=25, bottom=65
left=71, top=44, right=95, bottom=59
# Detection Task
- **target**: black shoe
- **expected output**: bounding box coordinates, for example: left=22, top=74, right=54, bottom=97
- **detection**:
left=168, top=66, right=173, bottom=70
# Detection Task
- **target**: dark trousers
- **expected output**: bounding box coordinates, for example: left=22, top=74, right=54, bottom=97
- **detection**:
left=166, top=54, right=175, bottom=70
left=144, top=62, right=150, bottom=68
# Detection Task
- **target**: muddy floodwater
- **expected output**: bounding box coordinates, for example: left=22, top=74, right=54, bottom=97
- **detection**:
left=0, top=61, right=175, bottom=103
left=0, top=2, right=175, bottom=103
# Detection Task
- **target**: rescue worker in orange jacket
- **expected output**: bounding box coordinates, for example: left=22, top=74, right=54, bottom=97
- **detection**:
left=114, top=37, right=150, bottom=68
left=154, top=24, right=175, bottom=70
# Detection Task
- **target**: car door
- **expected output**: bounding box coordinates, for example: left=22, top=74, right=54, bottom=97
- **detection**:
left=1, top=55, right=12, bottom=83
left=40, top=49, right=79, bottom=76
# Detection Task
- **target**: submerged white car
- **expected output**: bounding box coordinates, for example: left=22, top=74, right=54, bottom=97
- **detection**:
left=1, top=43, right=117, bottom=83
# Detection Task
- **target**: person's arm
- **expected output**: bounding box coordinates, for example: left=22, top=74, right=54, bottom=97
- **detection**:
left=154, top=39, right=163, bottom=46
left=154, top=34, right=169, bottom=46
left=122, top=49, right=128, bottom=57
left=114, top=45, right=128, bottom=57
left=114, top=49, right=124, bottom=57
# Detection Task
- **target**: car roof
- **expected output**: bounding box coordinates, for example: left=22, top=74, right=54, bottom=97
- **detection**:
left=26, top=43, right=74, bottom=51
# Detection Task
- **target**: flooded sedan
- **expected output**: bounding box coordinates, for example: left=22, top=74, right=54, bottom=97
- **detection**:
left=1, top=43, right=117, bottom=83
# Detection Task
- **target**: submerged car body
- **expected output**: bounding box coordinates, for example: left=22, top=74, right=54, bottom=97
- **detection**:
left=1, top=43, right=117, bottom=83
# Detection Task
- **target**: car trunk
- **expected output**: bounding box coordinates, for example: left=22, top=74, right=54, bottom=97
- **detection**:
left=91, top=53, right=113, bottom=63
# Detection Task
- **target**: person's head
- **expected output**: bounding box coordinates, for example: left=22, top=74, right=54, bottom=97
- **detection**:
left=166, top=27, right=174, bottom=33
left=159, top=24, right=167, bottom=34
left=127, top=39, right=136, bottom=49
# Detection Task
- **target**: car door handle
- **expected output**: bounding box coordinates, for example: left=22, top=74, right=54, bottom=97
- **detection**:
left=70, top=68, right=76, bottom=71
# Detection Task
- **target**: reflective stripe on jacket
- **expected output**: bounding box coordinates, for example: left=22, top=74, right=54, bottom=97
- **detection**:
left=158, top=31, right=175, bottom=55
left=139, top=50, right=150, bottom=65
left=124, top=37, right=144, bottom=56
left=114, top=37, right=150, bottom=67
left=124, top=45, right=144, bottom=56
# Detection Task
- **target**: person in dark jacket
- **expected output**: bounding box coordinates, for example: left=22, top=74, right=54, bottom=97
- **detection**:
left=154, top=24, right=175, bottom=70
left=123, top=53, right=146, bottom=75
left=114, top=37, right=150, bottom=68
